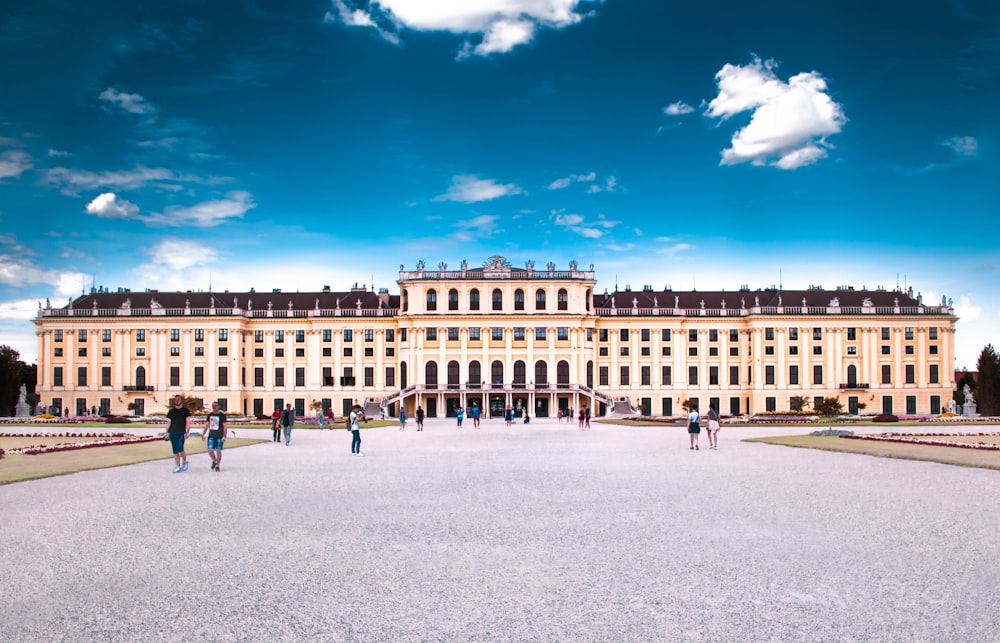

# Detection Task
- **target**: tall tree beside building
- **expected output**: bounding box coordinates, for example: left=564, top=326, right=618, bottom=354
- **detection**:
left=976, top=345, right=1000, bottom=416
left=0, top=345, right=27, bottom=416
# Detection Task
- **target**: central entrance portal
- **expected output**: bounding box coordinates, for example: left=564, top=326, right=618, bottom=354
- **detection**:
left=489, top=395, right=505, bottom=418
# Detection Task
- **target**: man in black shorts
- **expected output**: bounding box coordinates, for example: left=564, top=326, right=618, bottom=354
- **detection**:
left=166, top=395, right=191, bottom=473
left=202, top=401, right=227, bottom=471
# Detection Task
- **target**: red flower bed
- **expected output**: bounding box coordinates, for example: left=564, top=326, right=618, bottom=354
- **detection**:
left=840, top=432, right=1000, bottom=451
left=5, top=435, right=163, bottom=456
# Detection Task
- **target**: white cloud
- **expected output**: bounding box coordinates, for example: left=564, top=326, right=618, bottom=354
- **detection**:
left=48, top=149, right=71, bottom=158
left=433, top=175, right=523, bottom=203
left=0, top=149, right=33, bottom=179
left=0, top=253, right=88, bottom=295
left=152, top=191, right=256, bottom=227
left=45, top=165, right=234, bottom=195
left=953, top=294, right=982, bottom=323
left=326, top=0, right=597, bottom=58
left=706, top=57, right=846, bottom=169
left=548, top=171, right=611, bottom=192
left=552, top=210, right=618, bottom=239
left=554, top=212, right=584, bottom=226
left=85, top=192, right=140, bottom=219
left=0, top=298, right=44, bottom=321
left=548, top=177, right=571, bottom=190
left=941, top=136, right=978, bottom=157
left=664, top=101, right=694, bottom=115
left=143, top=238, right=220, bottom=272
left=99, top=87, right=156, bottom=115
left=454, top=214, right=499, bottom=241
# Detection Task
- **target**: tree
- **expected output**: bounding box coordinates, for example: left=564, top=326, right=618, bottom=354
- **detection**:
left=813, top=397, right=844, bottom=417
left=789, top=395, right=811, bottom=412
left=0, top=345, right=31, bottom=417
left=680, top=398, right=697, bottom=413
left=309, top=399, right=323, bottom=413
left=976, top=345, right=1000, bottom=416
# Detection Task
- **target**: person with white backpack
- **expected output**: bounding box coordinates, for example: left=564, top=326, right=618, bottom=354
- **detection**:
left=349, top=404, right=364, bottom=457
left=687, top=406, right=701, bottom=451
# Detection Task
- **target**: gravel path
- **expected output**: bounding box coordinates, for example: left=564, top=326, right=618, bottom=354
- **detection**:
left=1, top=419, right=997, bottom=642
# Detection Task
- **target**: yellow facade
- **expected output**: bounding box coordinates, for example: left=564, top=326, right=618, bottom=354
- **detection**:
left=33, top=257, right=956, bottom=418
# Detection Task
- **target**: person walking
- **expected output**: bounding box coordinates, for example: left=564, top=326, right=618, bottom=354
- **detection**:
left=504, top=405, right=514, bottom=427
left=165, top=395, right=191, bottom=473
left=271, top=407, right=282, bottom=443
left=687, top=406, right=702, bottom=450
left=202, top=401, right=227, bottom=472
left=578, top=407, right=585, bottom=430
left=399, top=407, right=407, bottom=430
left=706, top=403, right=721, bottom=449
left=327, top=408, right=336, bottom=427
left=584, top=405, right=591, bottom=430
left=456, top=406, right=465, bottom=427
left=281, top=403, right=295, bottom=446
left=317, top=408, right=325, bottom=430
left=470, top=404, right=481, bottom=428
left=349, top=404, right=364, bottom=456
left=416, top=405, right=425, bottom=431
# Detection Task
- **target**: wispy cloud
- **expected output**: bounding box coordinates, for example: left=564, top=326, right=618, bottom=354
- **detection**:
left=552, top=210, right=620, bottom=239
left=99, top=87, right=156, bottom=115
left=84, top=190, right=254, bottom=227
left=454, top=214, right=499, bottom=241
left=706, top=56, right=846, bottom=169
left=434, top=175, right=523, bottom=203
left=941, top=135, right=978, bottom=157
left=0, top=252, right=87, bottom=295
left=0, top=149, right=33, bottom=180
left=548, top=171, right=616, bottom=193
left=664, top=101, right=695, bottom=115
left=45, top=165, right=233, bottom=196
left=325, top=0, right=599, bottom=58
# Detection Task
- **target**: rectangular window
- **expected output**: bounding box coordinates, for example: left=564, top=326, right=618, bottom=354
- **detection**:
left=765, top=365, right=775, bottom=385
left=513, top=327, right=525, bottom=341
left=254, top=330, right=264, bottom=343
left=905, top=345, right=914, bottom=355
left=847, top=346, right=857, bottom=355
left=813, top=346, right=822, bottom=355
left=789, top=365, right=799, bottom=385
left=600, top=329, right=609, bottom=342
left=882, top=396, right=893, bottom=414
left=195, top=329, right=204, bottom=342
left=620, top=366, right=630, bottom=386
left=399, top=329, right=406, bottom=342
left=929, top=345, right=939, bottom=355
left=729, top=346, right=738, bottom=357
left=662, top=329, right=672, bottom=341
left=322, top=367, right=333, bottom=386
left=219, top=346, right=228, bottom=356
left=688, top=366, right=698, bottom=386
left=344, top=329, right=353, bottom=342
left=929, top=364, right=939, bottom=384
left=53, top=366, right=63, bottom=386
left=621, top=329, right=629, bottom=342
left=275, top=368, right=285, bottom=387
left=662, top=398, right=673, bottom=416
left=599, top=366, right=609, bottom=386
left=469, top=328, right=481, bottom=341
left=789, top=328, right=798, bottom=341
left=587, top=329, right=593, bottom=342
left=194, top=367, right=204, bottom=387
left=218, top=367, right=228, bottom=387
left=54, top=329, right=63, bottom=342
left=102, top=329, right=111, bottom=342
left=599, top=347, right=608, bottom=356
left=254, top=348, right=264, bottom=357
left=343, top=347, right=352, bottom=357
left=789, top=346, right=799, bottom=355
left=364, top=347, right=373, bottom=357
left=77, top=366, right=87, bottom=387
left=765, top=328, right=774, bottom=341
left=929, top=328, right=938, bottom=340
left=136, top=348, right=145, bottom=357
left=170, top=367, right=180, bottom=387
left=274, top=330, right=284, bottom=343
left=135, top=329, right=145, bottom=342
left=195, top=347, right=204, bottom=356
left=620, top=346, right=629, bottom=356
left=296, top=367, right=305, bottom=387
left=449, top=327, right=461, bottom=341
left=765, top=346, right=775, bottom=355
left=930, top=395, right=941, bottom=414
left=219, top=329, right=228, bottom=341
left=54, top=348, right=63, bottom=357
left=905, top=364, right=915, bottom=384
left=881, top=365, right=891, bottom=385
left=730, top=397, right=741, bottom=415
left=813, top=365, right=823, bottom=385
left=78, top=329, right=87, bottom=342
left=766, top=397, right=776, bottom=412
left=78, top=347, right=87, bottom=357
left=275, top=348, right=285, bottom=357
left=170, top=329, right=180, bottom=342
left=101, top=366, right=111, bottom=387
left=426, top=328, right=438, bottom=341
left=662, top=346, right=672, bottom=356
left=254, top=368, right=264, bottom=387
left=535, top=327, right=546, bottom=341
left=293, top=330, right=303, bottom=343
left=688, top=346, right=697, bottom=357
left=881, top=327, right=891, bottom=340
left=709, top=366, right=719, bottom=385
left=641, top=328, right=650, bottom=342
left=709, top=329, right=718, bottom=342
left=386, top=367, right=395, bottom=387
left=688, top=329, right=697, bottom=342
left=322, top=329, right=332, bottom=342
left=364, top=367, right=374, bottom=387
left=641, top=366, right=651, bottom=385
left=813, top=328, right=822, bottom=340
left=847, top=328, right=856, bottom=341
left=386, top=329, right=395, bottom=342
left=905, top=327, right=914, bottom=341
left=641, top=346, right=651, bottom=356
left=170, top=347, right=180, bottom=356
left=102, top=347, right=111, bottom=357
left=362, top=329, right=372, bottom=343
left=881, top=346, right=891, bottom=355
left=491, top=327, right=503, bottom=341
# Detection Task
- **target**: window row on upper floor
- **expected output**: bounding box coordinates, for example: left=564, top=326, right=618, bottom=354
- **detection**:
left=404, top=287, right=591, bottom=313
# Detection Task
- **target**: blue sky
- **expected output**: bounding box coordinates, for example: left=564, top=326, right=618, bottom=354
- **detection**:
left=0, top=0, right=997, bottom=368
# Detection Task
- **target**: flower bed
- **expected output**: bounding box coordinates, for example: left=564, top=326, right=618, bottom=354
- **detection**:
left=840, top=432, right=1000, bottom=451
left=3, top=434, right=163, bottom=456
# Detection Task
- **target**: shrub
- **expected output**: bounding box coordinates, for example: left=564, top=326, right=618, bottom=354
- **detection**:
left=810, top=428, right=855, bottom=437
left=34, top=413, right=56, bottom=419
left=104, top=416, right=133, bottom=424
left=0, top=447, right=5, bottom=458
left=255, top=414, right=272, bottom=420
left=872, top=413, right=899, bottom=423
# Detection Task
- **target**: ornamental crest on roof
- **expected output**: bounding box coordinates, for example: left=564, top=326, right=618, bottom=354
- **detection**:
left=483, top=255, right=512, bottom=274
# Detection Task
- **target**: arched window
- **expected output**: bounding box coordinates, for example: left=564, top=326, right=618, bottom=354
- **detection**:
left=448, top=360, right=460, bottom=388
left=535, top=288, right=546, bottom=310
left=513, top=360, right=526, bottom=387
left=557, top=360, right=570, bottom=387
left=492, top=288, right=503, bottom=311
left=514, top=289, right=525, bottom=311
left=491, top=360, right=504, bottom=386
left=847, top=364, right=858, bottom=387
left=557, top=288, right=568, bottom=311
left=586, top=360, right=594, bottom=388
left=135, top=366, right=146, bottom=388
left=402, top=289, right=408, bottom=313
left=426, top=289, right=437, bottom=311
left=448, top=289, right=459, bottom=311
left=400, top=361, right=408, bottom=388
left=425, top=361, right=438, bottom=387
left=470, top=288, right=480, bottom=311
left=469, top=360, right=481, bottom=387
left=535, top=360, right=548, bottom=387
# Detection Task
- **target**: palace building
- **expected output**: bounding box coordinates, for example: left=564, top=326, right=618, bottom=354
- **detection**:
left=33, top=256, right=957, bottom=419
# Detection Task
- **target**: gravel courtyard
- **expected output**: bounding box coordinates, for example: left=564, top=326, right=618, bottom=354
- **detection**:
left=1, top=418, right=997, bottom=642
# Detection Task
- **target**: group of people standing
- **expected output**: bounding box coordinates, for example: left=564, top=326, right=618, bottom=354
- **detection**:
left=687, top=404, right=721, bottom=450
